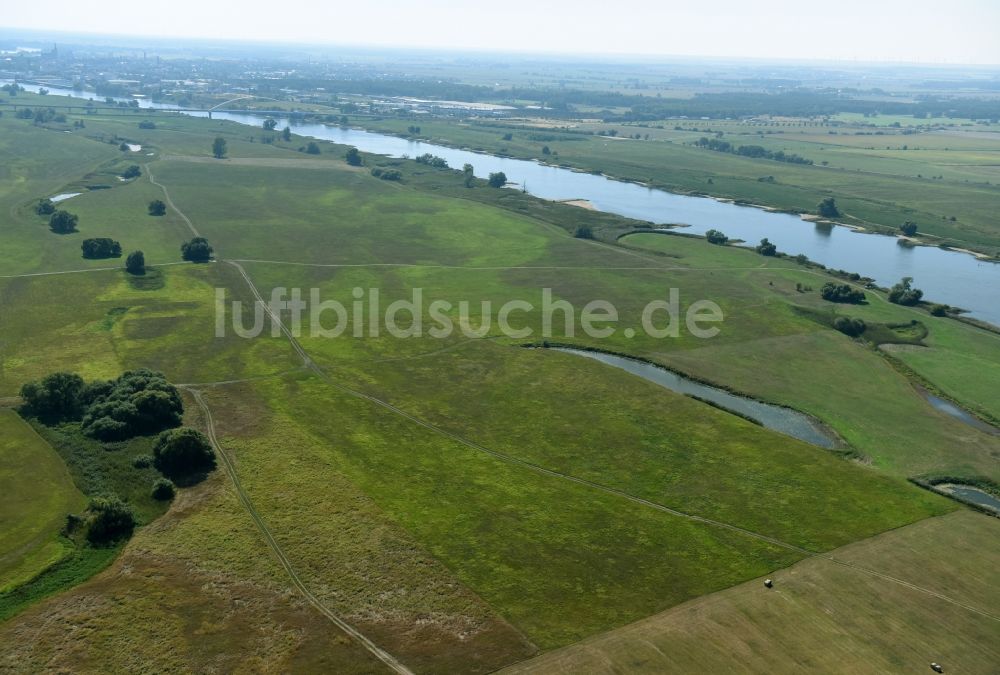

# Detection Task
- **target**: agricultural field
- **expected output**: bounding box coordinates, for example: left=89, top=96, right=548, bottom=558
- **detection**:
left=0, top=88, right=998, bottom=673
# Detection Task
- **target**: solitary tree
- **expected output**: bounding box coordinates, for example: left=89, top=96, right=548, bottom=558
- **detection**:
left=817, top=197, right=840, bottom=218
left=262, top=118, right=277, bottom=131
left=574, top=225, right=594, bottom=239
left=153, top=428, right=216, bottom=481
left=900, top=221, right=918, bottom=236
left=148, top=199, right=166, bottom=216
left=888, top=277, right=924, bottom=306
left=49, top=210, right=78, bottom=234
left=181, top=237, right=213, bottom=262
left=281, top=126, right=292, bottom=142
left=306, top=141, right=321, bottom=155
left=212, top=136, right=227, bottom=159
left=121, top=164, right=141, bottom=179
left=35, top=198, right=55, bottom=215
left=463, top=163, right=475, bottom=188
left=488, top=171, right=507, bottom=188
left=705, top=229, right=728, bottom=245
left=345, top=147, right=363, bottom=166
left=755, top=237, right=777, bottom=256
left=126, top=250, right=145, bottom=275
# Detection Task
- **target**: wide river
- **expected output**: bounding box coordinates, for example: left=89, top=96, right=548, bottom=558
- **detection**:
left=11, top=83, right=1000, bottom=326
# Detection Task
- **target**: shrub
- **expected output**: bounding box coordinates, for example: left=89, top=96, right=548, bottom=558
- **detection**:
left=306, top=141, right=321, bottom=155
left=820, top=282, right=866, bottom=304
left=929, top=304, right=948, bottom=317
left=833, top=316, right=866, bottom=337
left=148, top=199, right=166, bottom=216
left=574, top=225, right=594, bottom=240
left=85, top=495, right=136, bottom=545
left=81, top=238, right=122, bottom=259
left=35, top=198, right=56, bottom=215
left=121, top=165, right=141, bottom=179
left=151, top=478, right=176, bottom=501
left=138, top=120, right=156, bottom=129
left=345, top=147, right=362, bottom=166
left=900, top=221, right=918, bottom=236
left=153, top=428, right=216, bottom=481
left=133, top=454, right=153, bottom=469
left=888, top=277, right=924, bottom=306
left=755, top=238, right=777, bottom=256
left=705, top=229, right=728, bottom=245
left=488, top=172, right=507, bottom=188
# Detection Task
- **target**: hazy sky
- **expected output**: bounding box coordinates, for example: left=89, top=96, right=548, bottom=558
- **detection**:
left=3, top=0, right=999, bottom=64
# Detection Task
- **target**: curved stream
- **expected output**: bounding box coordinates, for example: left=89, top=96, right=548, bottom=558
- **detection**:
left=548, top=347, right=838, bottom=448
left=8, top=81, right=1000, bottom=326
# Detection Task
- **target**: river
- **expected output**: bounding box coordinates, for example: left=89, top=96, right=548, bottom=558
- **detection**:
left=9, top=82, right=999, bottom=326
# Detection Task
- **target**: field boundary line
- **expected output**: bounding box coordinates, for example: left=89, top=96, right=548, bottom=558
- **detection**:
left=188, top=388, right=414, bottom=675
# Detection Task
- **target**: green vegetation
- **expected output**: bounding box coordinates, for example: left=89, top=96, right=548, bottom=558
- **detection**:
left=152, top=428, right=216, bottom=482
left=49, top=210, right=78, bottom=234
left=888, top=276, right=924, bottom=306
left=125, top=250, right=145, bottom=274
left=504, top=511, right=1000, bottom=674
left=81, top=237, right=122, bottom=259
left=180, top=236, right=213, bottom=262
left=212, top=137, right=227, bottom=159
left=0, top=411, right=86, bottom=593
left=148, top=199, right=166, bottom=216
left=821, top=281, right=866, bottom=304
left=0, top=90, right=997, bottom=671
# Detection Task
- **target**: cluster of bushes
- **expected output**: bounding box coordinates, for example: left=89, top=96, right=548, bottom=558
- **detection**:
left=888, top=276, right=923, bottom=305
left=415, top=153, right=449, bottom=168
left=695, top=137, right=813, bottom=164
left=705, top=229, right=728, bottom=245
left=817, top=197, right=841, bottom=218
left=81, top=237, right=122, bottom=259
left=121, top=165, right=141, bottom=180
left=345, top=147, right=363, bottom=166
left=20, top=369, right=182, bottom=440
left=138, top=120, right=156, bottom=129
left=820, top=282, right=866, bottom=304
left=370, top=167, right=402, bottom=181
left=21, top=369, right=218, bottom=545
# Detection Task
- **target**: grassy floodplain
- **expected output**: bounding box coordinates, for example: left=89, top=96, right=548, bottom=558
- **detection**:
left=0, top=91, right=998, bottom=671
left=359, top=116, right=1000, bottom=255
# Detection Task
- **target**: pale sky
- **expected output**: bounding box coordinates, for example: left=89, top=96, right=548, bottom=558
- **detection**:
left=3, top=0, right=999, bottom=64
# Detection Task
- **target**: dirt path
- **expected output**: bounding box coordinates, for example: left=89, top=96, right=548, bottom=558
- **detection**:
left=189, top=388, right=413, bottom=675
left=146, top=165, right=200, bottom=237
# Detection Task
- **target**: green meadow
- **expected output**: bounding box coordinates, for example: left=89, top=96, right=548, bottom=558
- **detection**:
left=0, top=92, right=997, bottom=671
